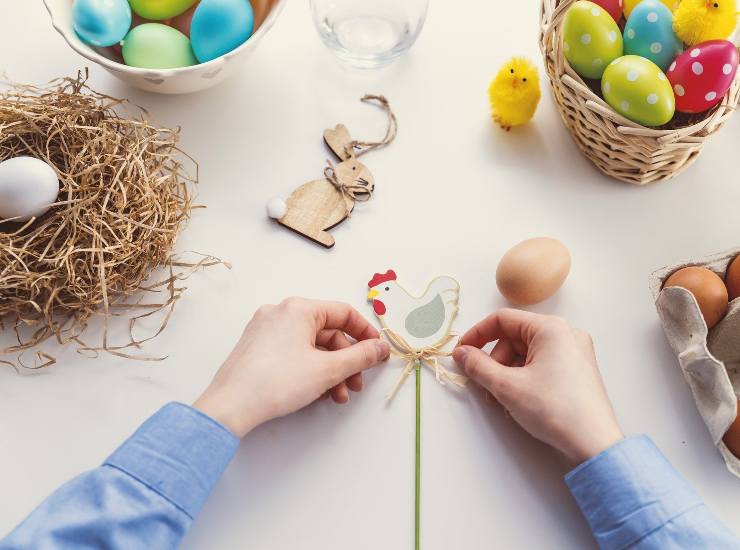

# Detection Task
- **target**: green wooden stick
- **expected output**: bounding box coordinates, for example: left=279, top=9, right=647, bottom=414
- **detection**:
left=415, top=359, right=421, bottom=550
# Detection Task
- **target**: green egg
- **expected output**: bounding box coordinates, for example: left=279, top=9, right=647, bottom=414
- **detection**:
left=562, top=1, right=623, bottom=79
left=121, top=23, right=197, bottom=69
left=601, top=55, right=675, bottom=126
left=129, top=0, right=197, bottom=20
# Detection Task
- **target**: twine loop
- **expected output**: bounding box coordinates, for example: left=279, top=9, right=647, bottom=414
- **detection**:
left=349, top=94, right=398, bottom=158
left=382, top=329, right=468, bottom=402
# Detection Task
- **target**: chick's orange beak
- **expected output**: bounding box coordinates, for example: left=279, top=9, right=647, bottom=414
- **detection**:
left=367, top=289, right=379, bottom=300
left=511, top=77, right=520, bottom=89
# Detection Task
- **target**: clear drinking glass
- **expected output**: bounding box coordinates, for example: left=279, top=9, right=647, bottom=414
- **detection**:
left=310, top=0, right=430, bottom=69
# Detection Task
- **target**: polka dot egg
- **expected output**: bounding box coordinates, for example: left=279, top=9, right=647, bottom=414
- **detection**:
left=602, top=55, right=675, bottom=126
left=667, top=40, right=739, bottom=114
left=563, top=1, right=623, bottom=79
left=623, top=0, right=682, bottom=71
left=591, top=0, right=623, bottom=23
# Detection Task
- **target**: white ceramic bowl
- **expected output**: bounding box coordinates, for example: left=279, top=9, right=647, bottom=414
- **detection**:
left=44, top=0, right=285, bottom=94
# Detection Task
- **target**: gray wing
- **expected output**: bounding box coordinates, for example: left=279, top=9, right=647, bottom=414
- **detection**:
left=404, top=294, right=445, bottom=339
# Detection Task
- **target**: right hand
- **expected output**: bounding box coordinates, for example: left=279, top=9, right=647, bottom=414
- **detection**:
left=453, top=309, right=624, bottom=467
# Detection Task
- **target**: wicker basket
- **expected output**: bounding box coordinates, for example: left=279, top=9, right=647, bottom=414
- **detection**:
left=540, top=0, right=740, bottom=185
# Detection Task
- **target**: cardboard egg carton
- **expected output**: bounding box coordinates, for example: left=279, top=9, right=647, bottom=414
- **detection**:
left=650, top=247, right=740, bottom=477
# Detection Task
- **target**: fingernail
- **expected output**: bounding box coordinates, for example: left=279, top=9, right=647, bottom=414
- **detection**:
left=453, top=346, right=468, bottom=364
left=375, top=340, right=390, bottom=360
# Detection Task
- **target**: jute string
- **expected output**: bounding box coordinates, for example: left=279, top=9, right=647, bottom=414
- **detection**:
left=323, top=94, right=398, bottom=211
left=382, top=328, right=468, bottom=402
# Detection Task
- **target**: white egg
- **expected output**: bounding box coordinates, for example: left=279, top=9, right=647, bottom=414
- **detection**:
left=0, top=157, right=59, bottom=222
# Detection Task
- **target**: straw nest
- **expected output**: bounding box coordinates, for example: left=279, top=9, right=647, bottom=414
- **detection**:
left=540, top=0, right=740, bottom=185
left=0, top=72, right=222, bottom=369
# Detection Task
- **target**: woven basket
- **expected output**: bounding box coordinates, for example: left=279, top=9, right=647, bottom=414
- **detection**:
left=539, top=0, right=740, bottom=185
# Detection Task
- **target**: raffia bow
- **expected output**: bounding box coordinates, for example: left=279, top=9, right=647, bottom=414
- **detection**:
left=382, top=329, right=468, bottom=402
left=323, top=159, right=374, bottom=205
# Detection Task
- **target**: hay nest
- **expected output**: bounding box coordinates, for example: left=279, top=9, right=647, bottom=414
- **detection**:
left=0, top=72, right=222, bottom=369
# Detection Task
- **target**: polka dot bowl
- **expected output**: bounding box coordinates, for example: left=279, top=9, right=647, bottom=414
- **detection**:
left=540, top=0, right=740, bottom=185
left=43, top=0, right=286, bottom=94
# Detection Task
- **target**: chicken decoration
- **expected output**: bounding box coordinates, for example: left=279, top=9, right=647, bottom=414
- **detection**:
left=673, top=0, right=738, bottom=46
left=488, top=57, right=541, bottom=131
left=266, top=95, right=397, bottom=248
left=367, top=270, right=466, bottom=550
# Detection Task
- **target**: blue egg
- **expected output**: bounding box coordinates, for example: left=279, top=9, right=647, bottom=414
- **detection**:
left=623, top=0, right=683, bottom=71
left=72, top=0, right=132, bottom=47
left=190, top=0, right=254, bottom=63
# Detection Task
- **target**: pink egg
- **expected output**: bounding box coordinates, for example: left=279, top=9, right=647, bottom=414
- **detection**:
left=591, top=0, right=623, bottom=23
left=666, top=40, right=739, bottom=114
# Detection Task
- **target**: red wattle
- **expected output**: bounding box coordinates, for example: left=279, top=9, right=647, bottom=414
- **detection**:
left=373, top=300, right=386, bottom=316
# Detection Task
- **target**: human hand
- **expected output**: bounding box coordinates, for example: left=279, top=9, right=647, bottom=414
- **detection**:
left=453, top=309, right=623, bottom=466
left=193, top=298, right=390, bottom=438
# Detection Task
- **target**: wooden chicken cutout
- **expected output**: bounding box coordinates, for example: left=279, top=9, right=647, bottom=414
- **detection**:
left=267, top=95, right=397, bottom=248
left=367, top=270, right=460, bottom=351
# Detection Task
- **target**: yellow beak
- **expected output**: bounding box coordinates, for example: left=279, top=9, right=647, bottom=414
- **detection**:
left=367, top=289, right=379, bottom=300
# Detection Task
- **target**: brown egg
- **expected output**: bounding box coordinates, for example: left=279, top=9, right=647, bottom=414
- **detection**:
left=723, top=400, right=740, bottom=458
left=726, top=255, right=740, bottom=302
left=496, top=237, right=571, bottom=305
left=664, top=266, right=728, bottom=329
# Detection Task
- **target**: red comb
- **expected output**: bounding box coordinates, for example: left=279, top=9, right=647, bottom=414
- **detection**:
left=368, top=270, right=397, bottom=288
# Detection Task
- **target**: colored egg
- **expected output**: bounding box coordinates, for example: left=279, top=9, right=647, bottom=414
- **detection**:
left=623, top=0, right=679, bottom=18
left=667, top=40, right=739, bottom=113
left=602, top=55, right=675, bottom=126
left=190, top=0, right=255, bottom=63
left=129, top=0, right=198, bottom=20
left=591, top=0, right=623, bottom=22
left=623, top=0, right=683, bottom=71
left=72, top=0, right=132, bottom=47
left=563, top=1, right=624, bottom=79
left=121, top=23, right=197, bottom=69
left=0, top=157, right=60, bottom=222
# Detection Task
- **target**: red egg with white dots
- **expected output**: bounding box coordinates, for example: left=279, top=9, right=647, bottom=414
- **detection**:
left=666, top=40, right=739, bottom=114
left=591, top=0, right=623, bottom=23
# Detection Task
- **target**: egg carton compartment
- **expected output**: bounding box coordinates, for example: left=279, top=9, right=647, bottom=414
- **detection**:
left=650, top=247, right=740, bottom=477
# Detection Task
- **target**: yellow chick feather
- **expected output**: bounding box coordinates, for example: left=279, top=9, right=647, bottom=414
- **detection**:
left=488, top=57, right=541, bottom=131
left=673, top=0, right=738, bottom=46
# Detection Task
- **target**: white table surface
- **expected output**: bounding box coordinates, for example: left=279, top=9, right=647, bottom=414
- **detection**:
left=2, top=1, right=740, bottom=548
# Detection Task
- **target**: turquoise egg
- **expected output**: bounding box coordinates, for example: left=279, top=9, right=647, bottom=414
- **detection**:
left=623, top=0, right=683, bottom=71
left=602, top=55, right=675, bottom=126
left=190, top=0, right=255, bottom=63
left=72, top=0, right=132, bottom=47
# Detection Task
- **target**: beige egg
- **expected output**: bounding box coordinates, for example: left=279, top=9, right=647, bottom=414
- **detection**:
left=496, top=237, right=571, bottom=305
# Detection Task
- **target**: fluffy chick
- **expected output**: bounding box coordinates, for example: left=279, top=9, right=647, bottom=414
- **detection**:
left=673, top=0, right=738, bottom=45
left=488, top=58, right=541, bottom=131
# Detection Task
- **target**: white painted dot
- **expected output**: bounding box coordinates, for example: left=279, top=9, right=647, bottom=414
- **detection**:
left=608, top=31, right=617, bottom=42
left=657, top=72, right=666, bottom=81
left=627, top=69, right=639, bottom=81
left=650, top=42, right=663, bottom=54
left=705, top=91, right=717, bottom=101
left=669, top=61, right=676, bottom=72
left=647, top=93, right=658, bottom=104
left=621, top=100, right=630, bottom=111
left=564, top=41, right=570, bottom=52
left=723, top=63, right=733, bottom=75
left=626, top=28, right=636, bottom=39
left=603, top=81, right=611, bottom=93
left=611, top=57, right=622, bottom=65
left=593, top=58, right=603, bottom=67
left=690, top=48, right=700, bottom=58
left=674, top=84, right=685, bottom=96
left=692, top=62, right=704, bottom=75
left=581, top=33, right=592, bottom=45
left=647, top=12, right=658, bottom=22
left=591, top=6, right=601, bottom=15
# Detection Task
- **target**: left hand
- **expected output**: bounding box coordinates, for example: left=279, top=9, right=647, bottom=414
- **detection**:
left=193, top=298, right=390, bottom=438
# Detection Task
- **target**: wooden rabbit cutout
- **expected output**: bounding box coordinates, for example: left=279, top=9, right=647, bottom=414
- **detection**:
left=267, top=95, right=397, bottom=248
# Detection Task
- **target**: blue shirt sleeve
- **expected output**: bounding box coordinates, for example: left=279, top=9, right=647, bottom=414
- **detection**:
left=0, top=402, right=239, bottom=550
left=566, top=435, right=740, bottom=550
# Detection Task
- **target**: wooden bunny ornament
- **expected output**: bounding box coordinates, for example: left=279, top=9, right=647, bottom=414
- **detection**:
left=267, top=95, right=396, bottom=249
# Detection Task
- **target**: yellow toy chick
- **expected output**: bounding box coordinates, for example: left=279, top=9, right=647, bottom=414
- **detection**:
left=488, top=57, right=541, bottom=131
left=673, top=0, right=738, bottom=46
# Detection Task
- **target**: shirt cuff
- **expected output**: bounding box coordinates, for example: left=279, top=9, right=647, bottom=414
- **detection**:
left=105, top=402, right=240, bottom=519
left=565, top=435, right=703, bottom=550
